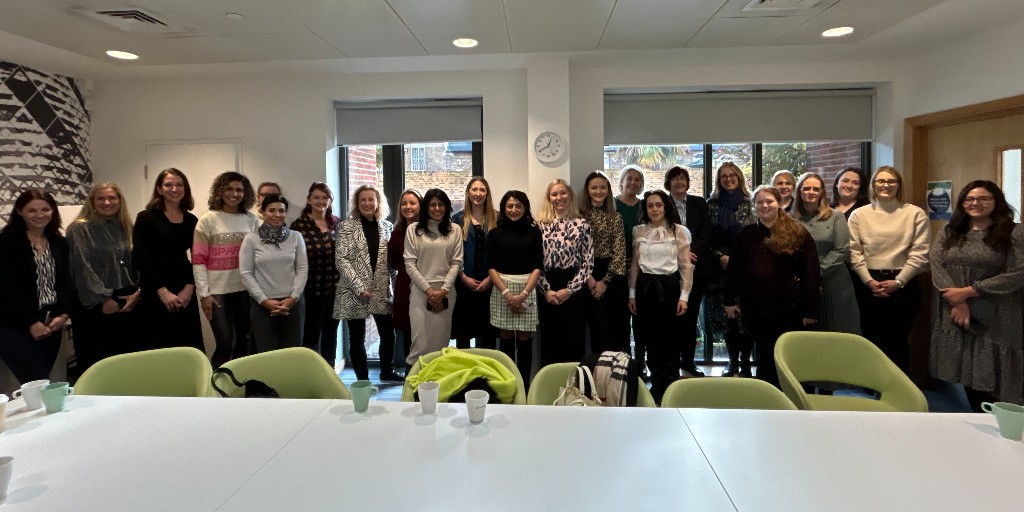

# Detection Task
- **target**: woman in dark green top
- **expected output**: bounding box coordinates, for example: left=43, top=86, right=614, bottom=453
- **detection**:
left=613, top=165, right=645, bottom=369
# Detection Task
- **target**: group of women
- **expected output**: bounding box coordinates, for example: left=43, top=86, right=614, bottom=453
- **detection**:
left=1, top=164, right=1021, bottom=410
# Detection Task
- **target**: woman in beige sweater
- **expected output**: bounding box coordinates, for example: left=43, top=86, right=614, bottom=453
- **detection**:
left=848, top=166, right=931, bottom=371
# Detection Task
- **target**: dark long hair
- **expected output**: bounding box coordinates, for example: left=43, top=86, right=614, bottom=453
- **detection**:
left=146, top=168, right=195, bottom=211
left=830, top=167, right=870, bottom=208
left=3, top=188, right=62, bottom=236
left=300, top=182, right=339, bottom=229
left=639, top=190, right=682, bottom=227
left=943, top=180, right=1016, bottom=253
left=416, top=188, right=453, bottom=236
left=497, top=190, right=535, bottom=229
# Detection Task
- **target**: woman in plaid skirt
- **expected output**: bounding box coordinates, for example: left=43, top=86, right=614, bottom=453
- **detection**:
left=485, top=190, right=543, bottom=387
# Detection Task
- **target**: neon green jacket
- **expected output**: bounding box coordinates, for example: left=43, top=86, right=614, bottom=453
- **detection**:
left=407, top=347, right=517, bottom=404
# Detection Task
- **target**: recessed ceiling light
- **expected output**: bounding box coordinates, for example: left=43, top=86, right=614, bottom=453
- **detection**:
left=225, top=12, right=244, bottom=20
left=821, top=26, right=854, bottom=38
left=106, top=50, right=139, bottom=60
left=452, top=38, right=478, bottom=49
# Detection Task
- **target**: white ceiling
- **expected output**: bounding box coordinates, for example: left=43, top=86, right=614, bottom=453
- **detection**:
left=2, top=0, right=1024, bottom=78
left=0, top=0, right=950, bottom=65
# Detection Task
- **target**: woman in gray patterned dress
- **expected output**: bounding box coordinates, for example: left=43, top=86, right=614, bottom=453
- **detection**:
left=930, top=180, right=1024, bottom=410
left=792, top=173, right=860, bottom=335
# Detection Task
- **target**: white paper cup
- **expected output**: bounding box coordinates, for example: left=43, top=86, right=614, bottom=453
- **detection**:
left=418, top=382, right=439, bottom=414
left=465, top=389, right=489, bottom=423
left=0, top=394, right=8, bottom=433
left=0, top=456, right=12, bottom=501
left=12, top=379, right=49, bottom=411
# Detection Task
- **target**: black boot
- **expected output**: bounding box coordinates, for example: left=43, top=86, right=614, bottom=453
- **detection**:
left=517, top=337, right=533, bottom=389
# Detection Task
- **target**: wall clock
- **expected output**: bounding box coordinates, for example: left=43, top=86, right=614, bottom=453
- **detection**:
left=533, top=131, right=565, bottom=163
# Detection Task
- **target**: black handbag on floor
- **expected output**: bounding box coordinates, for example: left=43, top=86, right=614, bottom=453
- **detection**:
left=212, top=368, right=280, bottom=398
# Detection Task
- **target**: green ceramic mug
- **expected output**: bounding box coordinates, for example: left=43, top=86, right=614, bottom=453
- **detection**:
left=351, top=380, right=379, bottom=413
left=41, top=382, right=74, bottom=414
left=981, top=401, right=1024, bottom=441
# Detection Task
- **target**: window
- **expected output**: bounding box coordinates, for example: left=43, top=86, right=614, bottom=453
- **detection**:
left=603, top=144, right=707, bottom=198
left=408, top=145, right=426, bottom=172
left=762, top=142, right=865, bottom=202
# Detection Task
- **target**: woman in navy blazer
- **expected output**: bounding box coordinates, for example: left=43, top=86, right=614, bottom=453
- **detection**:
left=0, top=189, right=73, bottom=384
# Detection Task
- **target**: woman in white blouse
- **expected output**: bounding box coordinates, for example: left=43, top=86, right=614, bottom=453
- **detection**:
left=628, top=190, right=693, bottom=401
left=404, top=188, right=464, bottom=366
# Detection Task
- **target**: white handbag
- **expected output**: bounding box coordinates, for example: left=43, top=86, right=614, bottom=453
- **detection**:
left=553, top=365, right=602, bottom=406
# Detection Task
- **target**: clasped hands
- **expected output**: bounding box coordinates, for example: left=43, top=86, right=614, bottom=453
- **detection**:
left=261, top=297, right=297, bottom=316
left=940, top=286, right=979, bottom=329
left=102, top=288, right=141, bottom=315
left=504, top=288, right=529, bottom=314
left=866, top=279, right=901, bottom=298
left=426, top=288, right=448, bottom=313
left=29, top=314, right=69, bottom=340
left=158, top=285, right=194, bottom=313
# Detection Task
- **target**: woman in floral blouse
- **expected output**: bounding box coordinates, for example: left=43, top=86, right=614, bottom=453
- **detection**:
left=537, top=179, right=593, bottom=365
left=290, top=182, right=341, bottom=366
left=579, top=171, right=626, bottom=354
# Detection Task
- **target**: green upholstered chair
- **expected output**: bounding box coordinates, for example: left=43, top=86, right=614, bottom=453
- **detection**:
left=401, top=348, right=527, bottom=404
left=775, top=331, right=928, bottom=412
left=212, top=347, right=351, bottom=399
left=660, top=376, right=797, bottom=410
left=525, top=362, right=658, bottom=407
left=75, top=347, right=213, bottom=397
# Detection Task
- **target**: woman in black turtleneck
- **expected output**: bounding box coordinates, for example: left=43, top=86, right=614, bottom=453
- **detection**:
left=485, top=190, right=544, bottom=386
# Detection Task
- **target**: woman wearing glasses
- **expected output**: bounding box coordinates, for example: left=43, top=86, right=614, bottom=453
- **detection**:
left=848, top=166, right=930, bottom=371
left=930, top=180, right=1024, bottom=409
left=706, top=162, right=756, bottom=377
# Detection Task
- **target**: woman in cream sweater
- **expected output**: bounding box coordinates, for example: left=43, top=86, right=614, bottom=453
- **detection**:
left=848, top=166, right=930, bottom=371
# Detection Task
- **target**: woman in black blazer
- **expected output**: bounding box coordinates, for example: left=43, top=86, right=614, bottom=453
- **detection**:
left=665, top=166, right=713, bottom=378
left=0, top=189, right=73, bottom=384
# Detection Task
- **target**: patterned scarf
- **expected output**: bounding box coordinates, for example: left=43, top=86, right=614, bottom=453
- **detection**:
left=258, top=223, right=289, bottom=248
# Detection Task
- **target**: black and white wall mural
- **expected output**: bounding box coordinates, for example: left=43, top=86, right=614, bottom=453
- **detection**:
left=0, top=60, right=90, bottom=227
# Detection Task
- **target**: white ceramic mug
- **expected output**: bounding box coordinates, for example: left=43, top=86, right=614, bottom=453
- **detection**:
left=465, top=389, right=489, bottom=423
left=12, top=379, right=49, bottom=411
left=418, top=381, right=439, bottom=414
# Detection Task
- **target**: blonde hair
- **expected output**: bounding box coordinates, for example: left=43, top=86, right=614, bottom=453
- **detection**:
left=709, top=162, right=751, bottom=201
left=792, top=173, right=832, bottom=221
left=751, top=185, right=805, bottom=255
left=74, top=182, right=134, bottom=244
left=460, top=176, right=497, bottom=240
left=537, top=179, right=580, bottom=223
left=870, top=166, right=905, bottom=202
left=348, top=184, right=390, bottom=220
left=770, top=170, right=796, bottom=188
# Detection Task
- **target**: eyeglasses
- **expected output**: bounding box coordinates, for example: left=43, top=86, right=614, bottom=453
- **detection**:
left=963, top=196, right=995, bottom=205
left=874, top=179, right=899, bottom=186
left=720, top=174, right=739, bottom=181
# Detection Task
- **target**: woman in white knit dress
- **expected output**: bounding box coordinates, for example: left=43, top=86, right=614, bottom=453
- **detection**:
left=404, top=188, right=463, bottom=365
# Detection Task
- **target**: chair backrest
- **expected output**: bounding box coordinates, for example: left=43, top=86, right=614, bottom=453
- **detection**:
left=775, top=331, right=927, bottom=412
left=213, top=347, right=351, bottom=399
left=660, top=377, right=797, bottom=410
left=526, top=362, right=658, bottom=407
left=401, top=348, right=527, bottom=404
left=75, top=347, right=213, bottom=397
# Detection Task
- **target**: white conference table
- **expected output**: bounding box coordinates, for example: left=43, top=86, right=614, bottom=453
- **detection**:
left=679, top=408, right=1024, bottom=512
left=1, top=396, right=734, bottom=511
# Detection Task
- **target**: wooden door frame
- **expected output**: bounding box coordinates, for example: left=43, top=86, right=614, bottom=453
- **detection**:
left=902, top=94, right=1024, bottom=386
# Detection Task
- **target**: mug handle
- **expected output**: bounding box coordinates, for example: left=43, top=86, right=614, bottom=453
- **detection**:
left=981, top=402, right=994, bottom=413
left=12, top=390, right=22, bottom=398
left=66, top=386, right=75, bottom=396
left=370, top=386, right=379, bottom=396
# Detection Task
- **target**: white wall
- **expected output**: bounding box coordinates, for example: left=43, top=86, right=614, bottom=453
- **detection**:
left=90, top=69, right=527, bottom=216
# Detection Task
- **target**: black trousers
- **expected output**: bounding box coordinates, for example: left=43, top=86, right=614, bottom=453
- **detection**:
left=72, top=301, right=140, bottom=376
left=677, top=276, right=706, bottom=372
left=538, top=268, right=587, bottom=366
left=855, top=271, right=920, bottom=372
left=604, top=273, right=633, bottom=355
left=453, top=280, right=497, bottom=349
left=499, top=335, right=534, bottom=388
left=301, top=292, right=341, bottom=365
left=347, top=314, right=396, bottom=380
left=0, top=317, right=61, bottom=384
left=745, top=312, right=803, bottom=388
left=250, top=297, right=304, bottom=354
left=634, top=272, right=682, bottom=401
left=209, top=291, right=252, bottom=369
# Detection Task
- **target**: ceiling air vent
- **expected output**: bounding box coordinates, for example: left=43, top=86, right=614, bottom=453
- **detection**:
left=77, top=8, right=190, bottom=34
left=743, top=0, right=823, bottom=11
